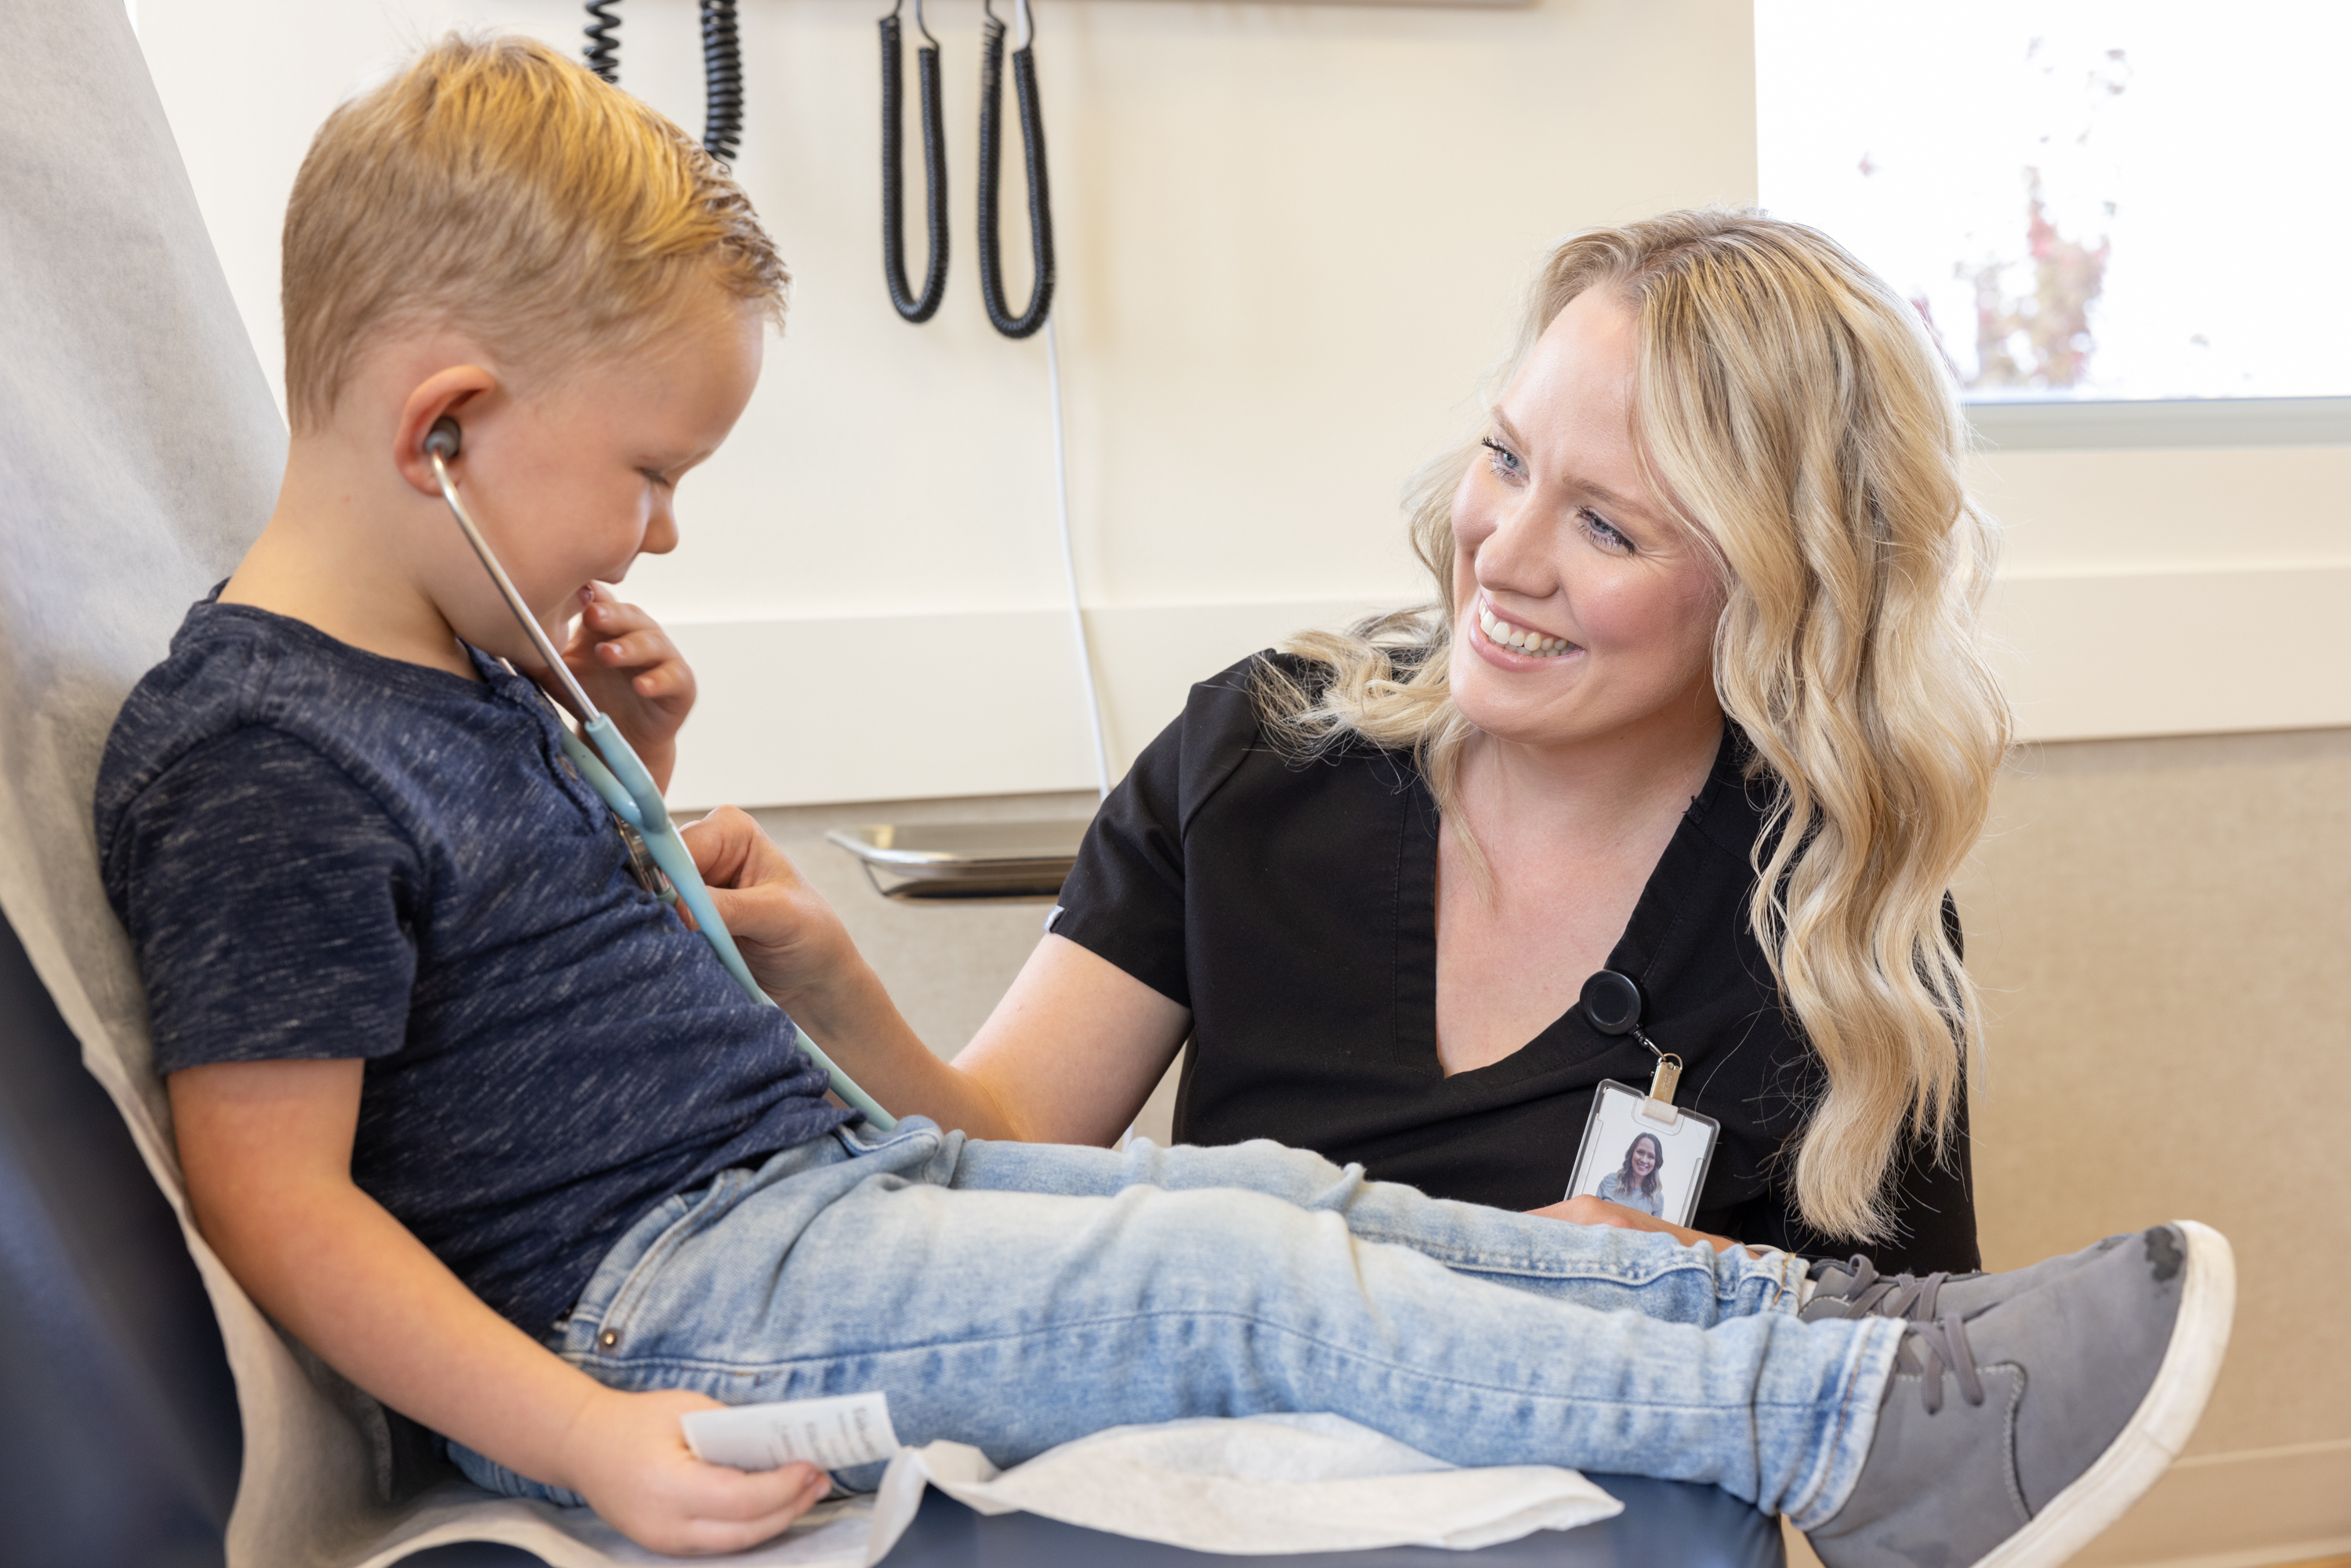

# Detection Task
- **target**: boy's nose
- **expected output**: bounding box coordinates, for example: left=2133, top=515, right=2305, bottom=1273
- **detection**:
left=642, top=505, right=681, bottom=556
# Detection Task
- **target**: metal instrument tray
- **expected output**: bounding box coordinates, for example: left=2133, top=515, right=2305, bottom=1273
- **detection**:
left=824, top=819, right=1090, bottom=904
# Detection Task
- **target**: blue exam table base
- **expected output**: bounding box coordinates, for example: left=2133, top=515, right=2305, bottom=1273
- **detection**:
left=409, top=1478, right=1781, bottom=1568
left=0, top=911, right=1780, bottom=1568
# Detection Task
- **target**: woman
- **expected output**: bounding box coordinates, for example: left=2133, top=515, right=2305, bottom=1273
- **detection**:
left=1596, top=1133, right=1666, bottom=1217
left=690, top=209, right=2008, bottom=1274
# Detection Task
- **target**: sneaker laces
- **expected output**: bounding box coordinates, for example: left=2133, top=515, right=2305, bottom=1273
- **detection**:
left=1819, top=1255, right=1951, bottom=1322
left=1902, top=1313, right=1987, bottom=1416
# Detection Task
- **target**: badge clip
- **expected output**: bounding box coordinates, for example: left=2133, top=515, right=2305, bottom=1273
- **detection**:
left=1580, top=969, right=1680, bottom=1124
left=1639, top=1051, right=1683, bottom=1125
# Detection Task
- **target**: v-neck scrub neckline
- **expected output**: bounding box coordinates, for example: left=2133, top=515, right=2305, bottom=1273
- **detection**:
left=1051, top=653, right=1979, bottom=1276
left=1387, top=722, right=1729, bottom=1098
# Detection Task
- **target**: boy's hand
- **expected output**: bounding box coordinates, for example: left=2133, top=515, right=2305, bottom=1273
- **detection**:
left=555, top=1385, right=831, bottom=1555
left=681, top=806, right=857, bottom=1007
left=549, top=585, right=695, bottom=795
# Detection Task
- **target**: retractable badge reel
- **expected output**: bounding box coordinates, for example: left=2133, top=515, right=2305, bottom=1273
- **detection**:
left=1562, top=971, right=1720, bottom=1227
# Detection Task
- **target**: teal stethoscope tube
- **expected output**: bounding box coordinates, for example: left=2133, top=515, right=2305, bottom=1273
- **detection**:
left=556, top=716, right=895, bottom=1129
left=424, top=422, right=895, bottom=1130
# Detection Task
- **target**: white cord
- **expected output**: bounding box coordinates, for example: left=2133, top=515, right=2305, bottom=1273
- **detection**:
left=1016, top=0, right=1107, bottom=801
left=1046, top=314, right=1111, bottom=800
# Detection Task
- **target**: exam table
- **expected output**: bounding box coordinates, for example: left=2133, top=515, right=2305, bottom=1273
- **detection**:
left=0, top=908, right=1781, bottom=1568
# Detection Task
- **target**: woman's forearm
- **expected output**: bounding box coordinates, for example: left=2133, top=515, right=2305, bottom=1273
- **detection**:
left=773, top=954, right=1034, bottom=1141
left=781, top=935, right=1191, bottom=1149
left=683, top=811, right=1185, bottom=1146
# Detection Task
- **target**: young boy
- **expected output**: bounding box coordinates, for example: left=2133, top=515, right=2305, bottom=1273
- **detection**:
left=98, top=33, right=2230, bottom=1565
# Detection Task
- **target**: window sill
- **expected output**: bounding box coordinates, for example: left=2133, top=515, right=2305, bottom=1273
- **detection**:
left=1965, top=397, right=2351, bottom=451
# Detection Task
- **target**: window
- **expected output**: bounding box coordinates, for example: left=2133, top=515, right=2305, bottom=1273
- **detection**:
left=1755, top=1, right=2351, bottom=405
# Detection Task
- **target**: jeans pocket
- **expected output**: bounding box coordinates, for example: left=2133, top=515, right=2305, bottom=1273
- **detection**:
left=568, top=1167, right=756, bottom=1360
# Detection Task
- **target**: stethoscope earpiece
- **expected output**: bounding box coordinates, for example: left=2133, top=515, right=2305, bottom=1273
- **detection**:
left=424, top=417, right=462, bottom=463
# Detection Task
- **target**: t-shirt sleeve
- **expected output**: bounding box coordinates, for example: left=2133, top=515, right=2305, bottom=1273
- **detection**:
left=1049, top=654, right=1271, bottom=1011
left=114, top=726, right=425, bottom=1074
left=1049, top=705, right=1195, bottom=1008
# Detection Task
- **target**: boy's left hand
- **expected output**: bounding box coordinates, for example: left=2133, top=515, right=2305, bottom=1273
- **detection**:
left=549, top=585, right=696, bottom=795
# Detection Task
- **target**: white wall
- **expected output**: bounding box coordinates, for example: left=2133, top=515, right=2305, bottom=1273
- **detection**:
left=136, top=0, right=2348, bottom=811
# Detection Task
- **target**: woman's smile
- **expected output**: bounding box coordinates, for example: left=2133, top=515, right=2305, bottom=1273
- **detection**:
left=1472, top=594, right=1582, bottom=661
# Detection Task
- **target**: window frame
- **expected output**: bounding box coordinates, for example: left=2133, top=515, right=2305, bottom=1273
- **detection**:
left=1964, top=397, right=2351, bottom=451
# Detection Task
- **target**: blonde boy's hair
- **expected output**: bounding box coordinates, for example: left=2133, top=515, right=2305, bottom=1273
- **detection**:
left=282, top=31, right=788, bottom=431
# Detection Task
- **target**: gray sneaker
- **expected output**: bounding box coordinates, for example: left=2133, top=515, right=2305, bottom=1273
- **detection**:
left=1800, top=1231, right=2139, bottom=1325
left=1807, top=1221, right=2234, bottom=1568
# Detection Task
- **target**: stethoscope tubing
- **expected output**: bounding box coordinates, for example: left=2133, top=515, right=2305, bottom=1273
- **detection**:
left=427, top=449, right=897, bottom=1128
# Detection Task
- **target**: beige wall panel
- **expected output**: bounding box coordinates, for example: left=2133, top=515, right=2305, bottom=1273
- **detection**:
left=1951, top=727, right=2351, bottom=1562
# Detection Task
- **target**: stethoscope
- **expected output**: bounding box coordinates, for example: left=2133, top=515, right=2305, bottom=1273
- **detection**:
left=422, top=416, right=895, bottom=1130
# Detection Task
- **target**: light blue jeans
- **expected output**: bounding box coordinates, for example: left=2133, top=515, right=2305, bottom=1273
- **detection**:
left=451, top=1118, right=1903, bottom=1528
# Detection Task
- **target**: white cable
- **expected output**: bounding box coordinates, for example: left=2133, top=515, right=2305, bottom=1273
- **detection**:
left=1020, top=0, right=1107, bottom=801
left=1046, top=314, right=1112, bottom=800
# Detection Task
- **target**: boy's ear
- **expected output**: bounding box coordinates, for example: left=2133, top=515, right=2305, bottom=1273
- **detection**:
left=392, top=367, right=498, bottom=498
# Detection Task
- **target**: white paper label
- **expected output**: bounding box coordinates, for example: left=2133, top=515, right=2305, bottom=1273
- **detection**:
left=680, top=1392, right=900, bottom=1472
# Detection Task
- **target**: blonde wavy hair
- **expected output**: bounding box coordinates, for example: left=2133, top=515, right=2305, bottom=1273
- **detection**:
left=281, top=31, right=788, bottom=433
left=1261, top=210, right=2010, bottom=1242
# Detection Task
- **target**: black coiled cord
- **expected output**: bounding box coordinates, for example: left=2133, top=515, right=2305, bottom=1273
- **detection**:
left=584, top=0, right=621, bottom=84
left=699, top=0, right=743, bottom=162
left=880, top=2, right=949, bottom=323
left=578, top=1, right=744, bottom=162
left=976, top=4, right=1054, bottom=339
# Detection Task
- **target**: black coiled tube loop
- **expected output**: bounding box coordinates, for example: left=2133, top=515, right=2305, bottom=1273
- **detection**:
left=880, top=2, right=949, bottom=324
left=699, top=0, right=744, bottom=162
left=583, top=0, right=621, bottom=84
left=580, top=1, right=743, bottom=162
left=976, top=4, right=1054, bottom=339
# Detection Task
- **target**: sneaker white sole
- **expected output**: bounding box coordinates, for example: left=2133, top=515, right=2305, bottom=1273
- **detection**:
left=1973, top=1220, right=2237, bottom=1568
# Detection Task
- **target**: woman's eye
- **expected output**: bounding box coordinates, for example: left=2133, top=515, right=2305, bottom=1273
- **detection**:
left=1578, top=509, right=1633, bottom=554
left=640, top=468, right=675, bottom=490
left=1480, top=437, right=1526, bottom=482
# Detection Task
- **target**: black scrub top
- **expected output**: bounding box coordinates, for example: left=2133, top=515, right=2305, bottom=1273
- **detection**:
left=1052, top=654, right=1979, bottom=1276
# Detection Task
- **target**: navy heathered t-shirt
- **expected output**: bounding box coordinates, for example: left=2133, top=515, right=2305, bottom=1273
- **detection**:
left=94, top=599, right=854, bottom=1332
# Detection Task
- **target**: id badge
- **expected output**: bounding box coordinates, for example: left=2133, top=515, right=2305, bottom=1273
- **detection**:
left=1565, top=1079, right=1720, bottom=1229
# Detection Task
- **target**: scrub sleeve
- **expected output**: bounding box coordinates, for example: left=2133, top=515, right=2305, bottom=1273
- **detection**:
left=1050, top=652, right=1980, bottom=1276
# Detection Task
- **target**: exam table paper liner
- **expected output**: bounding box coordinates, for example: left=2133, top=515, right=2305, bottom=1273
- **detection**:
left=862, top=1415, right=1623, bottom=1560
left=0, top=6, right=1618, bottom=1565
left=350, top=1416, right=1622, bottom=1566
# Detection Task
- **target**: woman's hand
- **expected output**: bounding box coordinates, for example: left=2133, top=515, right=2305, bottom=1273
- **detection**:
left=549, top=585, right=697, bottom=794
left=552, top=1385, right=829, bottom=1556
left=1527, top=1195, right=1745, bottom=1254
left=679, top=806, right=858, bottom=1008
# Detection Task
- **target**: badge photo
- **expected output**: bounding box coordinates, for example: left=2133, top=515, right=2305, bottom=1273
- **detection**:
left=1566, top=968, right=1719, bottom=1229
left=1565, top=1079, right=1719, bottom=1229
